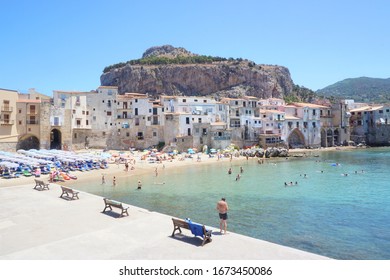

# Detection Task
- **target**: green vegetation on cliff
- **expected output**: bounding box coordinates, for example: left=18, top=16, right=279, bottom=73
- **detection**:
left=284, top=85, right=318, bottom=103
left=103, top=56, right=251, bottom=73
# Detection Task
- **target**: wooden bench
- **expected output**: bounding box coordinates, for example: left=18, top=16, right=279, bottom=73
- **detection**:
left=171, top=218, right=212, bottom=246
left=103, top=198, right=129, bottom=217
left=34, top=179, right=50, bottom=191
left=60, top=186, right=79, bottom=200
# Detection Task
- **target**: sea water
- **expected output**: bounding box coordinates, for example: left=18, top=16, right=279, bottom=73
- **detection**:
left=76, top=148, right=390, bottom=259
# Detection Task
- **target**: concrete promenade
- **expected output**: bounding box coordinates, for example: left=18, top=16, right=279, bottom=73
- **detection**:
left=0, top=183, right=330, bottom=260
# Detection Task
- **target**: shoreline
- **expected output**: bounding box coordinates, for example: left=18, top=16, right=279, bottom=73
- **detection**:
left=0, top=145, right=369, bottom=189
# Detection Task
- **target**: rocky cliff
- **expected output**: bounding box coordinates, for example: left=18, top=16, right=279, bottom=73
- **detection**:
left=100, top=45, right=294, bottom=98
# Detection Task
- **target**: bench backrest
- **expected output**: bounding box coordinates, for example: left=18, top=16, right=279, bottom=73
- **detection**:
left=172, top=218, right=191, bottom=230
left=104, top=198, right=123, bottom=208
left=61, top=186, right=73, bottom=192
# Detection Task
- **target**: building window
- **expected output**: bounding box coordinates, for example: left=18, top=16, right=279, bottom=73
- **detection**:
left=182, top=99, right=186, bottom=103
left=126, top=132, right=130, bottom=137
left=153, top=131, right=157, bottom=137
left=296, top=122, right=299, bottom=128
left=312, top=122, right=316, bottom=128
left=107, top=111, right=112, bottom=116
left=74, top=133, right=77, bottom=139
left=198, top=118, right=202, bottom=123
left=86, top=120, right=89, bottom=125
left=76, top=120, right=81, bottom=126
left=203, top=100, right=207, bottom=103
left=19, top=109, right=22, bottom=114
left=304, top=122, right=308, bottom=128
left=187, top=128, right=191, bottom=136
left=186, top=117, right=190, bottom=124
left=19, top=120, right=22, bottom=125
left=82, top=111, right=85, bottom=115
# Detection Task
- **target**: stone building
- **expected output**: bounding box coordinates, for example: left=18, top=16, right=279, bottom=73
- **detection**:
left=350, top=105, right=390, bottom=145
left=87, top=86, right=118, bottom=149
left=52, top=90, right=92, bottom=150
left=284, top=103, right=323, bottom=148
left=0, top=88, right=19, bottom=151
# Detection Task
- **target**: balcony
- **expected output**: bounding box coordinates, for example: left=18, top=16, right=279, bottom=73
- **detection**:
left=26, top=120, right=39, bottom=125
left=1, top=106, right=13, bottom=112
left=0, top=120, right=14, bottom=125
left=27, top=111, right=38, bottom=115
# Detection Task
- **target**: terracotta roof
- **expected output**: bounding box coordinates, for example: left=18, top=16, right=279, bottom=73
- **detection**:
left=289, top=102, right=329, bottom=109
left=350, top=105, right=383, bottom=112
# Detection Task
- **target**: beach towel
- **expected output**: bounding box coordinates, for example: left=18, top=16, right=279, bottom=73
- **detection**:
left=187, top=219, right=205, bottom=237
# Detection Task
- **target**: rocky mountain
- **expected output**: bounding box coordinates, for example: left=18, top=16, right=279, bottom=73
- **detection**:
left=100, top=45, right=294, bottom=99
left=317, top=77, right=390, bottom=103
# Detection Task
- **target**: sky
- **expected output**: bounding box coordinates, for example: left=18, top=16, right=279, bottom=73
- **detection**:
left=1, top=0, right=389, bottom=96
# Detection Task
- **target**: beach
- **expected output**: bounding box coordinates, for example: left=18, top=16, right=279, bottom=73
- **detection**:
left=0, top=146, right=357, bottom=189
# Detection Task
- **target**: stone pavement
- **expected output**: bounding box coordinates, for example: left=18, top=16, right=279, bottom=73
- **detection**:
left=0, top=184, right=330, bottom=260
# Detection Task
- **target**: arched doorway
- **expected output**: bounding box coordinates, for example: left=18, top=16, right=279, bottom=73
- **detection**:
left=50, top=129, right=62, bottom=150
left=17, top=134, right=40, bottom=150
left=287, top=128, right=305, bottom=148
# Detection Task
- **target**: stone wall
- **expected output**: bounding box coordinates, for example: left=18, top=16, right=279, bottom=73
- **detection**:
left=0, top=142, right=17, bottom=152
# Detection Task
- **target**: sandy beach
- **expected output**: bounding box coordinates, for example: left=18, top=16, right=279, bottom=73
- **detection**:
left=0, top=146, right=358, bottom=189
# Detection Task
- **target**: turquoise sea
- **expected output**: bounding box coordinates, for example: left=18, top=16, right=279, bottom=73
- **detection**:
left=76, top=148, right=390, bottom=259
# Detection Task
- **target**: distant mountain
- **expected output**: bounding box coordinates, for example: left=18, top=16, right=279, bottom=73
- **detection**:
left=317, top=77, right=390, bottom=103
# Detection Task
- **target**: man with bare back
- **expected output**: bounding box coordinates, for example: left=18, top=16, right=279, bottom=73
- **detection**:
left=216, top=197, right=229, bottom=234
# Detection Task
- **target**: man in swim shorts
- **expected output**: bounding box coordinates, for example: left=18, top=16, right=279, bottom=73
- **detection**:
left=216, top=197, right=229, bottom=234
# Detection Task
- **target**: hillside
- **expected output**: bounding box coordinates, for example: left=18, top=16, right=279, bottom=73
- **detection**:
left=100, top=45, right=294, bottom=99
left=317, top=77, right=390, bottom=103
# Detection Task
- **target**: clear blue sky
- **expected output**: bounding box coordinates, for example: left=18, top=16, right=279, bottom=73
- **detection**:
left=1, top=0, right=389, bottom=95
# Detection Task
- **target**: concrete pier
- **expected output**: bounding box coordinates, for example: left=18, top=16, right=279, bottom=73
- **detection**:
left=0, top=184, right=329, bottom=260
